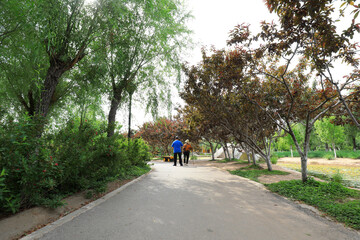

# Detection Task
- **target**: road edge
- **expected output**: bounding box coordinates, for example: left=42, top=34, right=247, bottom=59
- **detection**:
left=20, top=169, right=152, bottom=240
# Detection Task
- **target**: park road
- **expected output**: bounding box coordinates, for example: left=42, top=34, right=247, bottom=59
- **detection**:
left=25, top=161, right=359, bottom=240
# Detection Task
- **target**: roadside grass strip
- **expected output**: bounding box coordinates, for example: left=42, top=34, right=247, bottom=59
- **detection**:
left=266, top=179, right=360, bottom=230
left=217, top=159, right=249, bottom=164
left=229, top=164, right=290, bottom=182
left=278, top=163, right=360, bottom=188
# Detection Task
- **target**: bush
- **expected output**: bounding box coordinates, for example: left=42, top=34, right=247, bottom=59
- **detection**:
left=0, top=117, right=151, bottom=214
left=0, top=115, right=64, bottom=212
left=323, top=152, right=335, bottom=160
left=332, top=170, right=343, bottom=183
left=270, top=155, right=278, bottom=164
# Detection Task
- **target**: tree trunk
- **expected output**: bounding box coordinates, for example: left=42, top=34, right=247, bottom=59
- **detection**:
left=251, top=148, right=256, bottom=165
left=209, top=142, right=215, bottom=160
left=36, top=64, right=64, bottom=117
left=325, top=143, right=329, bottom=151
left=290, top=145, right=293, bottom=157
left=300, top=154, right=308, bottom=182
left=222, top=144, right=229, bottom=160
left=240, top=143, right=251, bottom=163
left=225, top=146, right=230, bottom=160
left=246, top=148, right=251, bottom=163
left=332, top=143, right=337, bottom=159
left=264, top=155, right=273, bottom=171
left=107, top=98, right=120, bottom=137
left=128, top=93, right=133, bottom=139
left=352, top=137, right=357, bottom=151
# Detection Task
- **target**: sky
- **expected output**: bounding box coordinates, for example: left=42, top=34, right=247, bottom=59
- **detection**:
left=123, top=0, right=278, bottom=130
left=185, top=0, right=277, bottom=65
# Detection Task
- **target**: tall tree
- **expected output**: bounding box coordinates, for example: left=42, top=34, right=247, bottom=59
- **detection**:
left=315, top=117, right=345, bottom=158
left=226, top=19, right=342, bottom=181
left=264, top=0, right=360, bottom=129
left=0, top=0, right=101, bottom=133
left=136, top=117, right=186, bottom=155
left=97, top=0, right=190, bottom=137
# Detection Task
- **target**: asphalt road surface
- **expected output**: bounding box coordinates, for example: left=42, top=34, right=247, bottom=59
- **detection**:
left=25, top=162, right=360, bottom=240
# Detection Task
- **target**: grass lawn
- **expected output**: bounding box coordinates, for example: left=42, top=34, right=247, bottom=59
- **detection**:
left=273, top=150, right=360, bottom=159
left=277, top=163, right=360, bottom=188
left=217, top=158, right=249, bottom=164
left=229, top=164, right=290, bottom=182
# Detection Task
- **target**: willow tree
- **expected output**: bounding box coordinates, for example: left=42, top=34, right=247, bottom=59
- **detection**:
left=0, top=0, right=101, bottom=132
left=97, top=0, right=191, bottom=137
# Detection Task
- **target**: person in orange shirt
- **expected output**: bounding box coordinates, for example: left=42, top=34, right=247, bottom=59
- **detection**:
left=183, top=139, right=193, bottom=165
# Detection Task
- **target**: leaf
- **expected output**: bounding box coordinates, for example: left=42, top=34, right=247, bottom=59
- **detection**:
left=354, top=11, right=359, bottom=20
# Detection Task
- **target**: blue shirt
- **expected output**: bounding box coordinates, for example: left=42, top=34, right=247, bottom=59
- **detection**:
left=171, top=140, right=183, bottom=153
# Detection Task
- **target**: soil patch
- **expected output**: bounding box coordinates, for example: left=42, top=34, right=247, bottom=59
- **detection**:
left=192, top=157, right=360, bottom=184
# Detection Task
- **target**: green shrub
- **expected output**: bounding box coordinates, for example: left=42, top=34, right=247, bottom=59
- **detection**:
left=332, top=170, right=343, bottom=183
left=323, top=152, right=335, bottom=160
left=270, top=155, right=278, bottom=164
left=0, top=115, right=64, bottom=212
left=0, top=117, right=151, bottom=214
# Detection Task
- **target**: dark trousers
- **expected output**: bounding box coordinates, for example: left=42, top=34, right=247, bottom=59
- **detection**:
left=173, top=152, right=183, bottom=166
left=183, top=151, right=190, bottom=164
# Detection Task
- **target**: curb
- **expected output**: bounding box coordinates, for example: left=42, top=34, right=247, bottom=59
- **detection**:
left=21, top=170, right=152, bottom=240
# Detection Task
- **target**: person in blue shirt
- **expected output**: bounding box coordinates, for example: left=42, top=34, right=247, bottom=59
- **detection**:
left=171, top=136, right=183, bottom=166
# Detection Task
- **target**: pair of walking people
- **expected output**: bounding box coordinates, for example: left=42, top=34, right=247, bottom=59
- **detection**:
left=171, top=136, right=193, bottom=166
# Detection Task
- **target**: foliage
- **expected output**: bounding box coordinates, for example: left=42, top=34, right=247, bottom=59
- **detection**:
left=270, top=155, right=278, bottom=164
left=315, top=117, right=345, bottom=158
left=0, top=169, right=20, bottom=214
left=230, top=165, right=290, bottom=182
left=266, top=179, right=360, bottom=229
left=0, top=115, right=63, bottom=212
left=97, top=0, right=191, bottom=136
left=0, top=116, right=150, bottom=214
left=135, top=117, right=187, bottom=156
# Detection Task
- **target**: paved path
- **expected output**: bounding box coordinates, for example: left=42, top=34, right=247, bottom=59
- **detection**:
left=25, top=162, right=359, bottom=240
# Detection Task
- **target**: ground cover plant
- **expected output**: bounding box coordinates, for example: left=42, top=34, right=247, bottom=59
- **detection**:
left=216, top=158, right=249, bottom=164
left=278, top=163, right=360, bottom=188
left=229, top=165, right=290, bottom=182
left=266, top=179, right=360, bottom=230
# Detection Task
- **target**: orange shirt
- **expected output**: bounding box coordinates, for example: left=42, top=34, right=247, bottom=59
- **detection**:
left=183, top=143, right=193, bottom=152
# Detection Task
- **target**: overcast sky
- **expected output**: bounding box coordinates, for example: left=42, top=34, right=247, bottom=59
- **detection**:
left=185, top=0, right=277, bottom=65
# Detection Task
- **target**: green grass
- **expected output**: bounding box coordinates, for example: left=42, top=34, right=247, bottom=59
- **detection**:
left=217, top=158, right=249, bottom=164
left=266, top=179, right=360, bottom=230
left=229, top=164, right=290, bottom=182
left=273, top=150, right=360, bottom=159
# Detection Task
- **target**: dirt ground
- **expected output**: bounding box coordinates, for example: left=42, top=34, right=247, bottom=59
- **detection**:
left=193, top=157, right=360, bottom=184
left=1, top=157, right=359, bottom=240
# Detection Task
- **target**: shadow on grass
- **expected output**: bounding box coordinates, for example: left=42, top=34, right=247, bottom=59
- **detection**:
left=229, top=164, right=290, bottom=182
